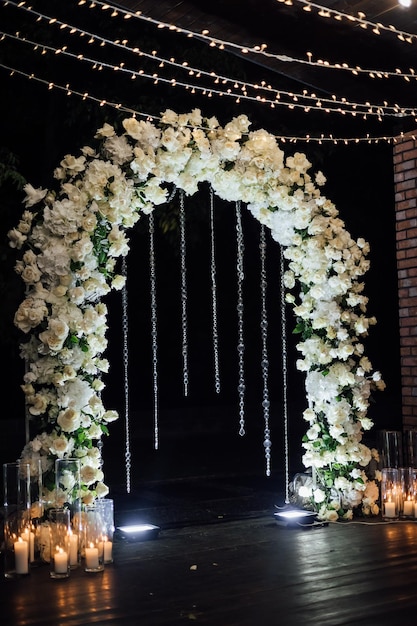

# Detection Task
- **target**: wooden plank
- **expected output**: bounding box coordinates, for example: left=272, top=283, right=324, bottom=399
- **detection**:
left=2, top=518, right=417, bottom=624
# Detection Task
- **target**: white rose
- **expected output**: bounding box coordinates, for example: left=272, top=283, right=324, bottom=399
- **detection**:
left=102, top=410, right=119, bottom=423
left=50, top=435, right=71, bottom=456
left=111, top=275, right=126, bottom=290
left=324, top=509, right=339, bottom=522
left=313, top=488, right=326, bottom=503
left=23, top=183, right=48, bottom=207
left=81, top=465, right=99, bottom=486
left=95, top=482, right=109, bottom=498
left=57, top=408, right=81, bottom=433
left=95, top=122, right=115, bottom=138
left=88, top=423, right=102, bottom=439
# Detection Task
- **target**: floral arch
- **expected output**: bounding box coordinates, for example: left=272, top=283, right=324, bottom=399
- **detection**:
left=8, top=108, right=385, bottom=521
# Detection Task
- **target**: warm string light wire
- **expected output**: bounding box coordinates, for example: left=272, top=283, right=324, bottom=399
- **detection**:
left=281, top=0, right=417, bottom=44
left=78, top=0, right=417, bottom=56
left=2, top=30, right=414, bottom=120
left=7, top=0, right=417, bottom=84
left=4, top=0, right=417, bottom=111
left=85, top=0, right=417, bottom=97
left=1, top=61, right=412, bottom=145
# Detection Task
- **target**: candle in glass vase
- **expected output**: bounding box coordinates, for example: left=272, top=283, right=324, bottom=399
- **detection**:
left=384, top=500, right=396, bottom=518
left=22, top=528, right=35, bottom=562
left=68, top=531, right=78, bottom=566
left=14, top=537, right=29, bottom=574
left=54, top=547, right=68, bottom=574
left=103, top=536, right=113, bottom=563
left=85, top=543, right=99, bottom=569
left=403, top=498, right=414, bottom=516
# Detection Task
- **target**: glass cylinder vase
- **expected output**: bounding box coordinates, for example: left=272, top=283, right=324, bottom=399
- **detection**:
left=381, top=467, right=400, bottom=520
left=2, top=462, right=31, bottom=579
left=55, top=458, right=82, bottom=568
left=97, top=498, right=115, bottom=564
left=379, top=431, right=403, bottom=469
left=48, top=508, right=71, bottom=579
left=399, top=467, right=415, bottom=518
left=84, top=504, right=105, bottom=573
left=404, top=430, right=417, bottom=468
left=28, top=458, right=44, bottom=566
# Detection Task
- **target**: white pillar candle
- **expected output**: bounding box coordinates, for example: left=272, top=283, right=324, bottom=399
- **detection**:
left=14, top=537, right=29, bottom=574
left=22, top=529, right=35, bottom=562
left=384, top=501, right=396, bottom=518
left=103, top=540, right=113, bottom=563
left=54, top=548, right=68, bottom=574
left=403, top=499, right=414, bottom=516
left=85, top=544, right=99, bottom=569
left=69, top=532, right=78, bottom=566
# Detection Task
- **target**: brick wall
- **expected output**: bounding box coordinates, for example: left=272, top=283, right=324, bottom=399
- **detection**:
left=393, top=132, right=417, bottom=428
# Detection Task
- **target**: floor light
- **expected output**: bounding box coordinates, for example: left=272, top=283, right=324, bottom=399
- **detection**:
left=115, top=523, right=161, bottom=542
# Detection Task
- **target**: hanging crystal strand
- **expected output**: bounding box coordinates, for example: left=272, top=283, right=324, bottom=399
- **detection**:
left=149, top=211, right=159, bottom=450
left=179, top=189, right=189, bottom=396
left=235, top=201, right=246, bottom=436
left=279, top=245, right=290, bottom=503
left=24, top=286, right=31, bottom=443
left=209, top=186, right=221, bottom=394
left=259, top=224, right=272, bottom=477
left=121, top=256, right=132, bottom=493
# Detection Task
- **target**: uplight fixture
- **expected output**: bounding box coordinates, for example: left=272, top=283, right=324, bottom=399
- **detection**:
left=115, top=523, right=161, bottom=542
left=398, top=0, right=412, bottom=7
left=274, top=507, right=318, bottom=527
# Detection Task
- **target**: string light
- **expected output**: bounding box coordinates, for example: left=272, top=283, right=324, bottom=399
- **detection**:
left=85, top=0, right=417, bottom=49
left=0, top=61, right=411, bottom=145
left=6, top=0, right=417, bottom=85
left=3, top=29, right=413, bottom=119
left=86, top=3, right=417, bottom=80
left=2, top=1, right=416, bottom=142
left=278, top=0, right=417, bottom=44
left=1, top=22, right=416, bottom=119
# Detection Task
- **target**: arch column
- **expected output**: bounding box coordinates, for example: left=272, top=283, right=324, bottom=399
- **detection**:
left=393, top=132, right=417, bottom=428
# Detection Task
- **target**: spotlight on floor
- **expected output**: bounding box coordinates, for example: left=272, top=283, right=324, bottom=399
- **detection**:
left=115, top=523, right=161, bottom=542
left=274, top=507, right=318, bottom=527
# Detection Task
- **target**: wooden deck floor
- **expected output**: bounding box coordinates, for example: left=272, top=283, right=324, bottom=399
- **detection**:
left=2, top=515, right=417, bottom=625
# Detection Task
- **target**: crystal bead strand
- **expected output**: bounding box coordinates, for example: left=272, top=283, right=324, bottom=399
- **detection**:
left=179, top=189, right=189, bottom=396
left=149, top=211, right=159, bottom=450
left=121, top=256, right=132, bottom=493
left=209, top=186, right=221, bottom=394
left=24, top=287, right=31, bottom=443
left=279, top=245, right=290, bottom=503
left=235, top=201, right=246, bottom=436
left=259, top=224, right=272, bottom=477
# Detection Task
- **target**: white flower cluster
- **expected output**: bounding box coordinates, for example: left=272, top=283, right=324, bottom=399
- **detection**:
left=9, top=108, right=384, bottom=517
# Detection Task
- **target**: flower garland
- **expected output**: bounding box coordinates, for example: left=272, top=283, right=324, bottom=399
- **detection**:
left=8, top=108, right=385, bottom=518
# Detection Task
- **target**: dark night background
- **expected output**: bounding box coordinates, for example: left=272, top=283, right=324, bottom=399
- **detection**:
left=0, top=0, right=403, bottom=496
